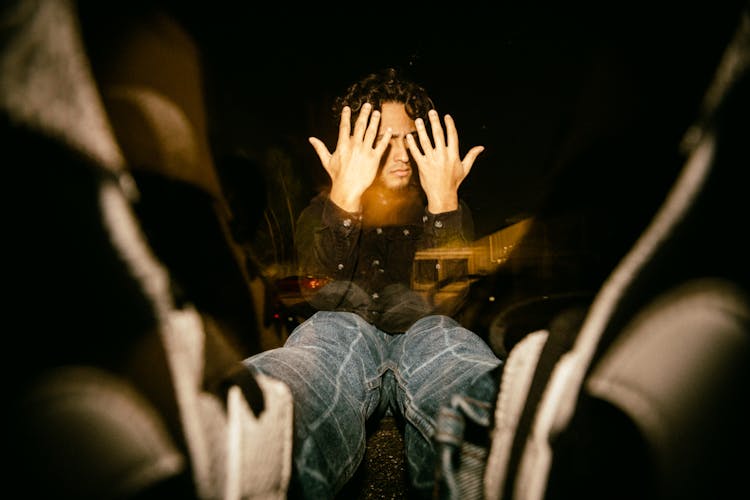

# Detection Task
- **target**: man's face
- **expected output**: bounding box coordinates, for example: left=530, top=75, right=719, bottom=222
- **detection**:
left=376, top=101, right=417, bottom=190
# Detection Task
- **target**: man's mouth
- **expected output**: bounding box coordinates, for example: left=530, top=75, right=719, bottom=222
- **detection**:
left=390, top=168, right=411, bottom=177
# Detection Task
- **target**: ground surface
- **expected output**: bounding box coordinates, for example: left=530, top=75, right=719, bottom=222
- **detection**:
left=338, top=416, right=409, bottom=499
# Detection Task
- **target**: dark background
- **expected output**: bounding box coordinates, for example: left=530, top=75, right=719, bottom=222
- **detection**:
left=168, top=2, right=744, bottom=239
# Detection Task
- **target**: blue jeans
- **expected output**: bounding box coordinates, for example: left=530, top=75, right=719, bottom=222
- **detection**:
left=243, top=311, right=502, bottom=499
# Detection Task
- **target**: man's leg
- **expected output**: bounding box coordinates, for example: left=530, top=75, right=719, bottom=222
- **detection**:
left=243, top=311, right=388, bottom=499
left=390, top=315, right=503, bottom=497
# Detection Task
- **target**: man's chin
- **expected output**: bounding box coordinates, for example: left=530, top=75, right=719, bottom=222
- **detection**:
left=383, top=176, right=412, bottom=191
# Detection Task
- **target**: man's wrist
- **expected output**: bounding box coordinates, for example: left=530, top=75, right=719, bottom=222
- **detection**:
left=426, top=198, right=459, bottom=214
left=329, top=189, right=362, bottom=213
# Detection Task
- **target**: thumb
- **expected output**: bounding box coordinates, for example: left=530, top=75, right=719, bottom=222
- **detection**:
left=309, top=137, right=331, bottom=167
left=461, top=145, right=485, bottom=176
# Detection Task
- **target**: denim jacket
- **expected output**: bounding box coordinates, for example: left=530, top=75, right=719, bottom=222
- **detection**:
left=294, top=191, right=474, bottom=333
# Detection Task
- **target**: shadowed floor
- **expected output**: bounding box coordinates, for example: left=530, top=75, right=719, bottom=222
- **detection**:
left=338, top=416, right=409, bottom=499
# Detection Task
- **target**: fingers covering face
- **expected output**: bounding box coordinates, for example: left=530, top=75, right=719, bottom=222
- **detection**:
left=427, top=110, right=445, bottom=148
left=444, top=114, right=458, bottom=151
left=409, top=111, right=461, bottom=154
left=407, top=111, right=467, bottom=162
left=413, top=116, right=431, bottom=155
left=338, top=106, right=351, bottom=144
left=352, top=103, right=371, bottom=141
left=341, top=103, right=384, bottom=148
left=363, top=109, right=381, bottom=148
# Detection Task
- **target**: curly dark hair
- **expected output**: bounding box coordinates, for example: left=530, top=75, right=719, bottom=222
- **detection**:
left=332, top=68, right=435, bottom=121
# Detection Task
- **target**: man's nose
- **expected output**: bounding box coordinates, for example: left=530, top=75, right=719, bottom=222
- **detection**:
left=392, top=138, right=409, bottom=162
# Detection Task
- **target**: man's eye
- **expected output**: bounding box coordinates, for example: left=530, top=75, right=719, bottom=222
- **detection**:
left=398, top=134, right=416, bottom=145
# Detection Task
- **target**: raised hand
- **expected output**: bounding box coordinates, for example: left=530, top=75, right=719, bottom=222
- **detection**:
left=308, top=103, right=393, bottom=212
left=406, top=110, right=484, bottom=213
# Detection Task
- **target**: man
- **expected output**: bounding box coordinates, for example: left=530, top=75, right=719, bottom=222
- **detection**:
left=244, top=68, right=502, bottom=498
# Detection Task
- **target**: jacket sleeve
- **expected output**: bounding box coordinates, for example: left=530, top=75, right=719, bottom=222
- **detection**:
left=418, top=200, right=475, bottom=250
left=294, top=194, right=362, bottom=283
